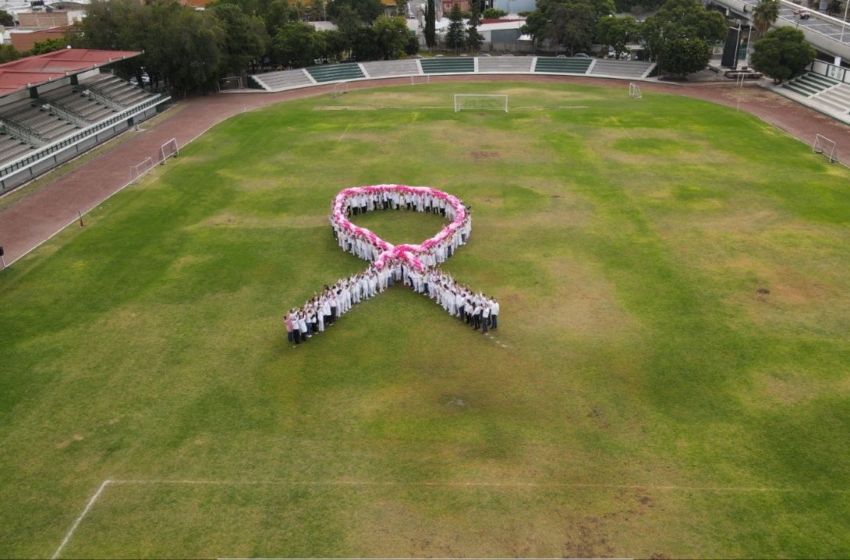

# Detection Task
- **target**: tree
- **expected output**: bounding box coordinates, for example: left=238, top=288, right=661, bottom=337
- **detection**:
left=466, top=5, right=484, bottom=52
left=273, top=21, right=321, bottom=66
left=0, top=44, right=20, bottom=64
left=327, top=0, right=383, bottom=25
left=373, top=15, right=409, bottom=59
left=424, top=0, right=436, bottom=49
left=482, top=8, right=506, bottom=18
left=211, top=3, right=268, bottom=76
left=395, top=0, right=408, bottom=17
left=546, top=0, right=596, bottom=55
left=751, top=26, right=815, bottom=83
left=0, top=9, right=14, bottom=26
left=641, top=0, right=726, bottom=62
left=445, top=2, right=466, bottom=53
left=752, top=0, right=779, bottom=40
left=659, top=37, right=710, bottom=78
left=405, top=32, right=420, bottom=55
left=28, top=37, right=70, bottom=55
left=520, top=9, right=547, bottom=50
left=596, top=15, right=638, bottom=57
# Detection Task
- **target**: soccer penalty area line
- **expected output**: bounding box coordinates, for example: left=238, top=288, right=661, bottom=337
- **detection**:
left=53, top=476, right=850, bottom=557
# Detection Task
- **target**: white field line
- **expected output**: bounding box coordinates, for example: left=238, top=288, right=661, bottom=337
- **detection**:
left=338, top=123, right=352, bottom=141
left=52, top=479, right=112, bottom=560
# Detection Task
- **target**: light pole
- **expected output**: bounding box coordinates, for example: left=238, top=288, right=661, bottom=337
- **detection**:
left=840, top=0, right=849, bottom=44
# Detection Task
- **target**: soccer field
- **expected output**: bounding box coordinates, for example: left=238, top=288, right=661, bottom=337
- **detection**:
left=2, top=82, right=850, bottom=558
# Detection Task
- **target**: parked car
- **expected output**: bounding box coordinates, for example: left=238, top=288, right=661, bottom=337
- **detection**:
left=574, top=53, right=591, bottom=58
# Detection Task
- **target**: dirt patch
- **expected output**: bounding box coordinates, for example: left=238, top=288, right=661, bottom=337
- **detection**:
left=470, top=151, right=500, bottom=160
left=56, top=433, right=84, bottom=449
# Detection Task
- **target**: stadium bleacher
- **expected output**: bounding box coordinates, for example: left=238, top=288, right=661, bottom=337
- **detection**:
left=815, top=83, right=850, bottom=114
left=251, top=69, right=315, bottom=91
left=533, top=57, right=593, bottom=74
left=306, top=63, right=365, bottom=83
left=477, top=57, right=534, bottom=73
left=0, top=133, right=34, bottom=165
left=361, top=59, right=421, bottom=79
left=783, top=72, right=839, bottom=97
left=420, top=57, right=475, bottom=74
left=589, top=59, right=655, bottom=79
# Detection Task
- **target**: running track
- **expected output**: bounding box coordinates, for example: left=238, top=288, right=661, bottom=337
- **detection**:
left=1, top=75, right=849, bottom=266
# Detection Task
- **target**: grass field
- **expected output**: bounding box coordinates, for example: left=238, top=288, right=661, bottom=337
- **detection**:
left=2, top=81, right=850, bottom=558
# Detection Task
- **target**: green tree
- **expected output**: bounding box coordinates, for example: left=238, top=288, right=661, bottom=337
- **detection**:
left=211, top=3, right=269, bottom=76
left=641, top=0, right=726, bottom=62
left=373, top=15, right=409, bottom=59
left=596, top=15, right=637, bottom=57
left=405, top=32, right=420, bottom=55
left=28, top=37, right=70, bottom=55
left=467, top=5, right=484, bottom=52
left=259, top=0, right=300, bottom=36
left=424, top=0, right=436, bottom=49
left=0, top=44, right=20, bottom=64
left=482, top=8, right=506, bottom=18
left=546, top=0, right=596, bottom=55
left=659, top=36, right=710, bottom=78
left=71, top=0, right=147, bottom=84
left=273, top=21, right=321, bottom=67
left=752, top=0, right=779, bottom=40
left=0, top=9, right=14, bottom=26
left=445, top=2, right=466, bottom=53
left=520, top=9, right=547, bottom=50
left=751, top=26, right=815, bottom=83
left=327, top=0, right=383, bottom=25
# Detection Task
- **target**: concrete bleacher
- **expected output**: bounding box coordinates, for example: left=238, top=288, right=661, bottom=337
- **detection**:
left=477, top=57, right=534, bottom=73
left=42, top=84, right=114, bottom=123
left=86, top=74, right=155, bottom=109
left=251, top=69, right=314, bottom=91
left=0, top=133, right=34, bottom=165
left=0, top=99, right=75, bottom=142
left=813, top=83, right=850, bottom=114
left=306, top=63, right=365, bottom=83
left=783, top=72, right=839, bottom=97
left=361, top=59, right=421, bottom=79
left=420, top=57, right=475, bottom=74
left=590, top=59, right=655, bottom=79
left=534, top=57, right=593, bottom=74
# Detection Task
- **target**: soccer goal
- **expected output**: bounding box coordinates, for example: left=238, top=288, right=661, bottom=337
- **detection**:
left=812, top=134, right=837, bottom=163
left=629, top=83, right=642, bottom=99
left=411, top=75, right=431, bottom=86
left=159, top=138, right=179, bottom=165
left=129, top=157, right=153, bottom=183
left=454, top=94, right=509, bottom=113
left=331, top=82, right=349, bottom=98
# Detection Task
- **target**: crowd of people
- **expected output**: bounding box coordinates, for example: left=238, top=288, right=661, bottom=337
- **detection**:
left=284, top=185, right=499, bottom=346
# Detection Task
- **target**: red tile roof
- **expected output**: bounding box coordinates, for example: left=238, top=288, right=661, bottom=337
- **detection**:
left=0, top=49, right=142, bottom=96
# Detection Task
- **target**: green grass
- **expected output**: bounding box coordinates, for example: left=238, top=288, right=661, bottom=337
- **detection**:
left=2, top=82, right=850, bottom=558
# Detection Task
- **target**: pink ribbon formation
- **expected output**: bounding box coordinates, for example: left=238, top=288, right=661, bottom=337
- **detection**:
left=284, top=184, right=500, bottom=344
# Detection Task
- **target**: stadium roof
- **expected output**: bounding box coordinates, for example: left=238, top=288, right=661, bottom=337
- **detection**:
left=0, top=48, right=141, bottom=96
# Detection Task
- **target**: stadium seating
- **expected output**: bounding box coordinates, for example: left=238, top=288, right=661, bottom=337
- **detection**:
left=0, top=133, right=33, bottom=165
left=782, top=72, right=839, bottom=97
left=361, top=59, right=421, bottom=79
left=306, top=63, right=365, bottom=83
left=477, top=57, right=534, bottom=73
left=420, top=57, right=475, bottom=74
left=533, top=57, right=593, bottom=74
left=86, top=75, right=156, bottom=109
left=251, top=69, right=315, bottom=91
left=813, top=83, right=850, bottom=114
left=590, top=59, right=655, bottom=79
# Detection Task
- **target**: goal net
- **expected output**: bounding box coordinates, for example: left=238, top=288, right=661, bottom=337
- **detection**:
left=812, top=134, right=837, bottom=163
left=629, top=83, right=642, bottom=99
left=331, top=82, right=349, bottom=98
left=411, top=75, right=431, bottom=86
left=129, top=157, right=153, bottom=182
left=159, top=138, right=179, bottom=165
left=454, top=94, right=509, bottom=113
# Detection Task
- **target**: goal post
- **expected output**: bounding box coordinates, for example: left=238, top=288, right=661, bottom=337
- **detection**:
left=410, top=75, right=430, bottom=86
left=331, top=82, right=349, bottom=98
left=812, top=134, right=837, bottom=163
left=159, top=138, right=179, bottom=165
left=129, top=157, right=153, bottom=183
left=629, top=82, right=642, bottom=99
left=454, top=94, right=509, bottom=113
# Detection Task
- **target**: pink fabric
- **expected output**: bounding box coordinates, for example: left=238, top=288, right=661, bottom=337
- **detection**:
left=331, top=184, right=468, bottom=271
